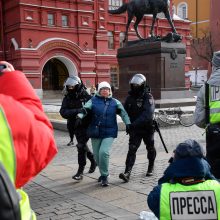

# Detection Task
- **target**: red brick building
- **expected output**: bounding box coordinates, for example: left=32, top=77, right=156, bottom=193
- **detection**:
left=210, top=0, right=220, bottom=51
left=0, top=0, right=191, bottom=97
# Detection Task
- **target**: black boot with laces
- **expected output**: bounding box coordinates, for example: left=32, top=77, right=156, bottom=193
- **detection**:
left=119, top=170, right=131, bottom=183
left=72, top=166, right=84, bottom=180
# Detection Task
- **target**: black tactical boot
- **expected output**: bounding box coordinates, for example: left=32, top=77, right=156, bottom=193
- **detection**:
left=67, top=140, right=74, bottom=146
left=119, top=170, right=131, bottom=183
left=72, top=166, right=84, bottom=180
left=87, top=152, right=97, bottom=173
left=146, top=161, right=154, bottom=176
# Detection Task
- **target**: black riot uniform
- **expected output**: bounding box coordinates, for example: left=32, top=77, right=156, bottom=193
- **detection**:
left=60, top=76, right=96, bottom=180
left=119, top=74, right=156, bottom=182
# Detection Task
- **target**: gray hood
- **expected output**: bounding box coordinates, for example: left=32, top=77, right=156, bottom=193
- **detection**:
left=207, top=68, right=220, bottom=86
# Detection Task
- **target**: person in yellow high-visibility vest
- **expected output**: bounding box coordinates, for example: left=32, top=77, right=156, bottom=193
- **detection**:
left=147, top=139, right=220, bottom=220
left=194, top=51, right=220, bottom=180
left=0, top=61, right=58, bottom=219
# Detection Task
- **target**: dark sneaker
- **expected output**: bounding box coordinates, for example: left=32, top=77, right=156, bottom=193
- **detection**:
left=119, top=172, right=130, bottom=183
left=67, top=141, right=74, bottom=146
left=98, top=176, right=102, bottom=182
left=98, top=175, right=110, bottom=182
left=88, top=162, right=97, bottom=173
left=72, top=173, right=83, bottom=180
left=101, top=176, right=109, bottom=187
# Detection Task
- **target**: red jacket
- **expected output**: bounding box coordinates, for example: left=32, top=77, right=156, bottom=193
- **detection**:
left=0, top=70, right=58, bottom=188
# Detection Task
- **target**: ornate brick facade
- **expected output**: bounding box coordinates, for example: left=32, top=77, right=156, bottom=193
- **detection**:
left=0, top=0, right=191, bottom=96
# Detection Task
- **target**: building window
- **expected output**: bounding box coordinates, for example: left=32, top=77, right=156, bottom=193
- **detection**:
left=48, top=13, right=55, bottom=26
left=109, top=0, right=123, bottom=10
left=119, top=32, right=125, bottom=47
left=62, top=15, right=68, bottom=27
left=177, top=3, right=188, bottom=19
left=110, top=66, right=119, bottom=89
left=108, top=31, right=114, bottom=49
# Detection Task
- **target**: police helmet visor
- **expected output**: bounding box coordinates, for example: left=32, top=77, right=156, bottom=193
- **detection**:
left=64, top=77, right=80, bottom=87
left=130, top=74, right=146, bottom=86
left=131, top=83, right=141, bottom=88
left=66, top=85, right=76, bottom=90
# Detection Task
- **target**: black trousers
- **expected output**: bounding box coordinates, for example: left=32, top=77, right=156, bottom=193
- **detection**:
left=125, top=131, right=156, bottom=172
left=67, top=121, right=75, bottom=141
left=75, top=128, right=94, bottom=168
left=206, top=124, right=220, bottom=178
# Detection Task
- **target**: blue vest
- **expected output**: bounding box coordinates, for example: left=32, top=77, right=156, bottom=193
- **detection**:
left=90, top=96, right=118, bottom=138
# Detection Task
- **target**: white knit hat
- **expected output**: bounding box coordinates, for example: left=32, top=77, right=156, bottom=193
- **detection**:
left=98, top=81, right=111, bottom=93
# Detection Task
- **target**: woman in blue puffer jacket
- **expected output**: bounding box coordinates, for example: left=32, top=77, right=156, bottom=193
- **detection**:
left=77, top=81, right=130, bottom=187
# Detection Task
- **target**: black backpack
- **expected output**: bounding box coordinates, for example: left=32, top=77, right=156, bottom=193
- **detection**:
left=0, top=162, right=21, bottom=220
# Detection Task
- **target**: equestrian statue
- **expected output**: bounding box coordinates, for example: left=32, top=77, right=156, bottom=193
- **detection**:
left=108, top=0, right=181, bottom=43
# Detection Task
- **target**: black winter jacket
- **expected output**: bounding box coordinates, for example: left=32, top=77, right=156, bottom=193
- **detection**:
left=60, top=88, right=91, bottom=128
left=124, top=90, right=155, bottom=133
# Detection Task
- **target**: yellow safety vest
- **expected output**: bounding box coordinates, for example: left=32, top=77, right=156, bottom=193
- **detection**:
left=0, top=106, right=36, bottom=220
left=160, top=180, right=220, bottom=220
left=209, top=85, right=220, bottom=124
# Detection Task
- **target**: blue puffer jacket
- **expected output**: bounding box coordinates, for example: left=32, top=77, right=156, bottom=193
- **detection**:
left=147, top=140, right=218, bottom=218
left=79, top=94, right=130, bottom=138
left=90, top=96, right=118, bottom=138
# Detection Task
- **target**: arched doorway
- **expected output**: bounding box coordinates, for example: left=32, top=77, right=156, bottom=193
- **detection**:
left=42, top=58, right=69, bottom=90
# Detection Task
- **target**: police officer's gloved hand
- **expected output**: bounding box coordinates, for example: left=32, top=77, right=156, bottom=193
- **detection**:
left=77, top=108, right=86, bottom=115
left=74, top=117, right=82, bottom=129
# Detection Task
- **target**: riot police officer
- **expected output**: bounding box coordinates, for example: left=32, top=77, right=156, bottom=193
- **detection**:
left=60, top=76, right=96, bottom=180
left=119, top=73, right=156, bottom=182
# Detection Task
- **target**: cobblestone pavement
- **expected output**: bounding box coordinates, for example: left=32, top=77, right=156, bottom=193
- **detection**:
left=25, top=125, right=205, bottom=220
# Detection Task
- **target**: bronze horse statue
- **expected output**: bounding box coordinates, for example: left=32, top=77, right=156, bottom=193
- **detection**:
left=108, top=0, right=177, bottom=42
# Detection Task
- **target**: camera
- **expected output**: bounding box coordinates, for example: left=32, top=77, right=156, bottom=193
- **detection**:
left=0, top=64, right=7, bottom=72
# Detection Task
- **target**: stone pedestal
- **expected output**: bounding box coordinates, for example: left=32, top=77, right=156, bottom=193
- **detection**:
left=114, top=41, right=188, bottom=102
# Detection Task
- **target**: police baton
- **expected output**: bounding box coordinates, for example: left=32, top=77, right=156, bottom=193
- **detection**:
left=153, top=120, right=168, bottom=153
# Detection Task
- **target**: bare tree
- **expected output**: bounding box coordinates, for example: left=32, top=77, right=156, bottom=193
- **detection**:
left=191, top=31, right=215, bottom=63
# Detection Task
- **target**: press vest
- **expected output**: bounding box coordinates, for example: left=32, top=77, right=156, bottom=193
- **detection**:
left=0, top=106, right=36, bottom=220
left=160, top=180, right=220, bottom=220
left=209, top=85, right=220, bottom=124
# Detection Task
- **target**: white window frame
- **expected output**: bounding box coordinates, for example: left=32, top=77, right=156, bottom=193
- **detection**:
left=177, top=2, right=188, bottom=20
left=62, top=15, right=68, bottom=27
left=110, top=66, right=119, bottom=89
left=119, top=32, right=125, bottom=47
left=109, top=0, right=123, bottom=10
left=48, top=13, right=55, bottom=26
left=108, top=31, right=114, bottom=49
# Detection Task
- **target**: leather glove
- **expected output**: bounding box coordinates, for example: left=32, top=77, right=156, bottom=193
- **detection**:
left=77, top=108, right=86, bottom=114
left=74, top=117, right=82, bottom=129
